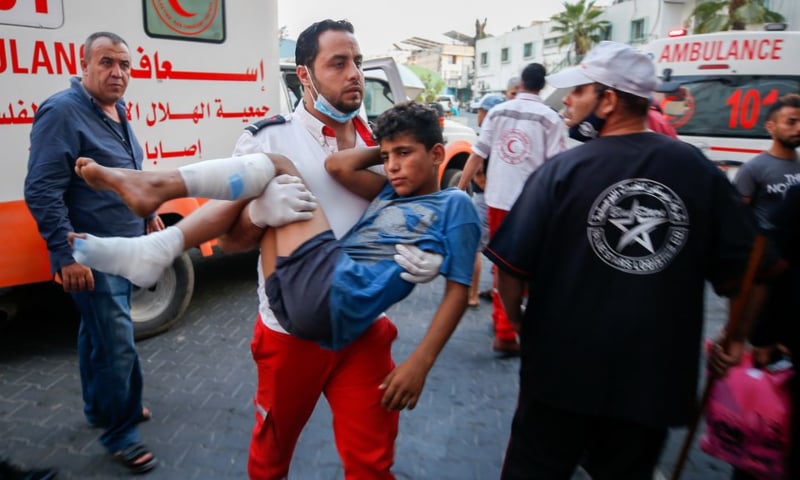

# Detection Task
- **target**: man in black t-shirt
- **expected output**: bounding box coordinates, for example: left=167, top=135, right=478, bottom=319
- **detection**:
left=760, top=185, right=800, bottom=479
left=711, top=184, right=800, bottom=480
left=485, top=41, right=759, bottom=480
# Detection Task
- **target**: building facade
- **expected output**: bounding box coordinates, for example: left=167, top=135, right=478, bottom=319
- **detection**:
left=472, top=0, right=798, bottom=96
left=398, top=36, right=475, bottom=103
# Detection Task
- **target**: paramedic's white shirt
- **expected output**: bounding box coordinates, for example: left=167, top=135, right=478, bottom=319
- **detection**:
left=471, top=92, right=567, bottom=211
left=232, top=105, right=374, bottom=332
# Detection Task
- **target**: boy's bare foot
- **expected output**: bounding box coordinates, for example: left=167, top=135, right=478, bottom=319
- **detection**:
left=75, top=157, right=182, bottom=217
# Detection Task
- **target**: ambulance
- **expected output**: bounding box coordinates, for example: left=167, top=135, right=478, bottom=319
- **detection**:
left=0, top=0, right=281, bottom=337
left=0, top=1, right=476, bottom=338
left=643, top=28, right=800, bottom=179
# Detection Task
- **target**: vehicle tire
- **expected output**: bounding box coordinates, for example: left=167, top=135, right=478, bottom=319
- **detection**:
left=131, top=252, right=194, bottom=340
left=441, top=167, right=472, bottom=194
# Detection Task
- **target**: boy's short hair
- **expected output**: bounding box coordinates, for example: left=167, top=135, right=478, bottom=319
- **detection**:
left=372, top=102, right=444, bottom=149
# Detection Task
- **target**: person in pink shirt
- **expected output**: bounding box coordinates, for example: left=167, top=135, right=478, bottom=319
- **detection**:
left=647, top=98, right=678, bottom=138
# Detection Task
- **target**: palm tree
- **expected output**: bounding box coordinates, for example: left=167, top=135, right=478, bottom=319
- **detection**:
left=550, top=0, right=610, bottom=65
left=690, top=0, right=784, bottom=33
left=473, top=17, right=488, bottom=45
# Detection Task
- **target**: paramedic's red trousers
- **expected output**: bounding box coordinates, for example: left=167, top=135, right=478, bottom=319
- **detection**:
left=248, top=315, right=399, bottom=480
left=488, top=207, right=516, bottom=342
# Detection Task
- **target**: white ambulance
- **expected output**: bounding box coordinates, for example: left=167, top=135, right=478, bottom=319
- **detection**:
left=0, top=0, right=281, bottom=337
left=644, top=29, right=800, bottom=179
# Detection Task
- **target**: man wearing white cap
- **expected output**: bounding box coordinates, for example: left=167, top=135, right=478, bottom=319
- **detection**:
left=484, top=41, right=761, bottom=478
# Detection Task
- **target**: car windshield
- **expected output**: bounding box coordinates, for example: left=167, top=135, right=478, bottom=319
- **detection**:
left=658, top=75, right=800, bottom=139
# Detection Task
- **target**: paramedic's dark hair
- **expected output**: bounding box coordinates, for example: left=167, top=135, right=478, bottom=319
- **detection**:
left=84, top=32, right=128, bottom=61
left=372, top=102, right=444, bottom=150
left=295, top=19, right=355, bottom=67
left=521, top=63, right=546, bottom=92
left=767, top=93, right=800, bottom=121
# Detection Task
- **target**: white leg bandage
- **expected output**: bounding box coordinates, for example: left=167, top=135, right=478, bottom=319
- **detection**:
left=178, top=152, right=276, bottom=200
left=72, top=226, right=185, bottom=287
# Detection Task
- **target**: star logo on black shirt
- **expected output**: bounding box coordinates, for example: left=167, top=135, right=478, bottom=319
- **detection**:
left=608, top=199, right=669, bottom=253
left=587, top=179, right=689, bottom=275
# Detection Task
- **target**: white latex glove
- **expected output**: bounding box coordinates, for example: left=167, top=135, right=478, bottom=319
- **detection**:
left=248, top=174, right=317, bottom=228
left=394, top=244, right=443, bottom=284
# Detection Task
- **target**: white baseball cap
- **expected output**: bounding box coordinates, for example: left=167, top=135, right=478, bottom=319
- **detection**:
left=546, top=41, right=659, bottom=98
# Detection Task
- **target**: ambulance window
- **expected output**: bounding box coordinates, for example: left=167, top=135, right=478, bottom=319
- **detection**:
left=363, top=78, right=395, bottom=123
left=143, top=1, right=226, bottom=43
left=659, top=75, right=800, bottom=139
left=282, top=72, right=304, bottom=110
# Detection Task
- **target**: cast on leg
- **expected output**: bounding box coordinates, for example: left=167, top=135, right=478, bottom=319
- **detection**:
left=72, top=226, right=185, bottom=287
left=178, top=152, right=276, bottom=200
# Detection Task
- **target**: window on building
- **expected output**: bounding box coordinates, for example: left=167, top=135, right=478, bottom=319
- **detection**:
left=601, top=25, right=612, bottom=41
left=480, top=52, right=488, bottom=67
left=501, top=47, right=510, bottom=63
left=523, top=42, right=533, bottom=58
left=630, top=18, right=646, bottom=42
left=544, top=37, right=560, bottom=49
left=451, top=55, right=457, bottom=64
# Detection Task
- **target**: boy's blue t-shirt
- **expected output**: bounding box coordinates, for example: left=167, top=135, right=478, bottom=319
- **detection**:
left=328, top=183, right=481, bottom=349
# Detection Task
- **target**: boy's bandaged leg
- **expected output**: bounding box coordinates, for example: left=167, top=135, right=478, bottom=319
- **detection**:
left=178, top=152, right=276, bottom=200
left=72, top=226, right=185, bottom=288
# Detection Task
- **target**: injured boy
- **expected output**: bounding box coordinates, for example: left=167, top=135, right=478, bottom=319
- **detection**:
left=69, top=102, right=480, bottom=352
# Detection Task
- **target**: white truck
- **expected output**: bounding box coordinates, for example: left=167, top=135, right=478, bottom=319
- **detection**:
left=643, top=29, right=800, bottom=179
left=0, top=0, right=477, bottom=338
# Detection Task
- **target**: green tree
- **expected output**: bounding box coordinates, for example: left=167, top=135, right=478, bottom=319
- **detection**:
left=550, top=0, right=610, bottom=64
left=406, top=65, right=446, bottom=103
left=690, top=0, right=784, bottom=32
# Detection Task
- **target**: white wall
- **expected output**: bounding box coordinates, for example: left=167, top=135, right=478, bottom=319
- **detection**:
left=767, top=0, right=800, bottom=28
left=474, top=22, right=560, bottom=95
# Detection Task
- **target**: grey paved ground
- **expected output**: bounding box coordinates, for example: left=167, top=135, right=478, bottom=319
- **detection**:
left=0, top=250, right=734, bottom=479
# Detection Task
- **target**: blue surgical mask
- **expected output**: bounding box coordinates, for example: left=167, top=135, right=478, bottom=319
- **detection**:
left=568, top=111, right=606, bottom=142
left=305, top=66, right=360, bottom=124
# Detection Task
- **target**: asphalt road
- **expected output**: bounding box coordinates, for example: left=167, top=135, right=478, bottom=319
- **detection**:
left=0, top=111, right=737, bottom=480
left=0, top=246, right=735, bottom=479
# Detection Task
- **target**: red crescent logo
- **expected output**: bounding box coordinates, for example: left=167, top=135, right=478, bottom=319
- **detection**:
left=497, top=129, right=530, bottom=165
left=662, top=88, right=695, bottom=129
left=168, top=0, right=196, bottom=17
left=151, top=0, right=219, bottom=36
